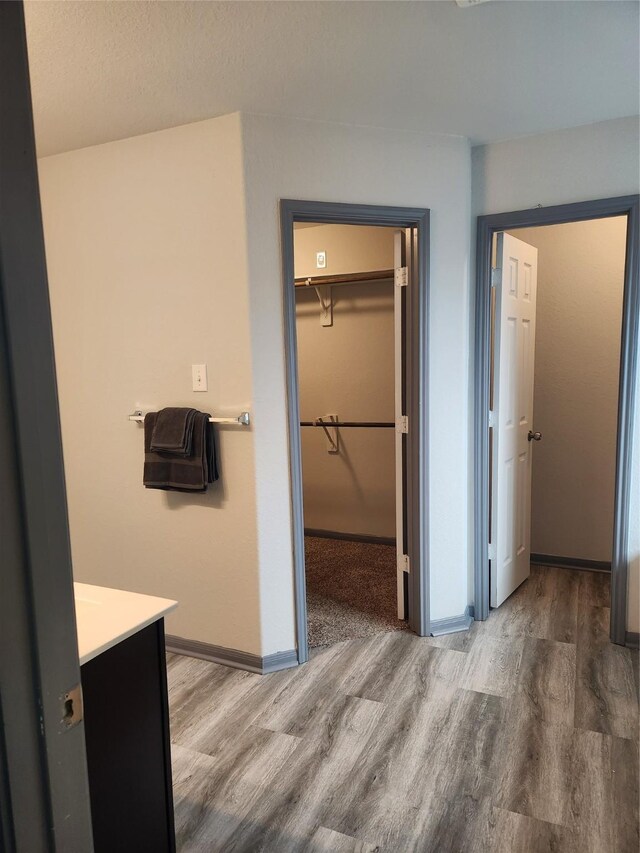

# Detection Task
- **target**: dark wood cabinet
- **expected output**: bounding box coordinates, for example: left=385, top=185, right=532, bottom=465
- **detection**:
left=81, top=619, right=176, bottom=852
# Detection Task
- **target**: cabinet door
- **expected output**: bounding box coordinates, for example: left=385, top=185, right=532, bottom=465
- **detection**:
left=81, top=621, right=175, bottom=853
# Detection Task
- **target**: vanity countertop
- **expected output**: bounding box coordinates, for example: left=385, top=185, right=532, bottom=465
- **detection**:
left=75, top=582, right=178, bottom=665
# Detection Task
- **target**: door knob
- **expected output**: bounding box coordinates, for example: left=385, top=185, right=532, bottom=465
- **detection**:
left=528, top=430, right=542, bottom=442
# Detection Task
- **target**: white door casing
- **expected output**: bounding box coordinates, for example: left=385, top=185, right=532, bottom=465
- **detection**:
left=491, top=232, right=539, bottom=607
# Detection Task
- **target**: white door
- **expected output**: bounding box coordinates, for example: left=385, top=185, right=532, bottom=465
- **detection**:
left=490, top=232, right=539, bottom=607
left=394, top=231, right=407, bottom=619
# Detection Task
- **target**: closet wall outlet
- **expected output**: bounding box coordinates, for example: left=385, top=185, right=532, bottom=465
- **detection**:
left=192, top=364, right=207, bottom=391
left=316, top=251, right=327, bottom=269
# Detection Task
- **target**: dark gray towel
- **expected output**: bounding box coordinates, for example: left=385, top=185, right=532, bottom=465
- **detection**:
left=144, top=411, right=218, bottom=492
left=150, top=407, right=197, bottom=456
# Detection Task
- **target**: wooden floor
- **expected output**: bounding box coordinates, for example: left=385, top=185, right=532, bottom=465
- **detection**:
left=168, top=566, right=639, bottom=852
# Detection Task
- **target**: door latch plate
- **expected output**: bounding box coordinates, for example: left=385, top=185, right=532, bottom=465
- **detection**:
left=59, top=683, right=84, bottom=731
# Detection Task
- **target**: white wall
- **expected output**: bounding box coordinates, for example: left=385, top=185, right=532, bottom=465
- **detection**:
left=39, top=114, right=265, bottom=654
left=295, top=224, right=396, bottom=538
left=241, top=113, right=472, bottom=647
left=508, top=219, right=626, bottom=563
left=472, top=116, right=640, bottom=633
left=472, top=117, right=640, bottom=216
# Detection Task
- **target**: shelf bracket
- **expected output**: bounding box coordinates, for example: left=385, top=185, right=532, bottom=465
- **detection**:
left=317, top=414, right=339, bottom=453
left=313, top=283, right=333, bottom=327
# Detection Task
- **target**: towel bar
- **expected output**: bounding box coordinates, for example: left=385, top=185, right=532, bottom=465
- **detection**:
left=128, top=410, right=250, bottom=426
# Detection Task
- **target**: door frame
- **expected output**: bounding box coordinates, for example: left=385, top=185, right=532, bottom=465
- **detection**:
left=280, top=200, right=430, bottom=663
left=473, top=195, right=640, bottom=645
left=0, top=2, right=94, bottom=848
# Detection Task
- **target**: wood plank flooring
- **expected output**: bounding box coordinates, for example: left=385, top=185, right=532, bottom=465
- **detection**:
left=168, top=566, right=639, bottom=851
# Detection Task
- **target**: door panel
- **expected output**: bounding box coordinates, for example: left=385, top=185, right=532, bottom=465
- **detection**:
left=491, top=232, right=538, bottom=607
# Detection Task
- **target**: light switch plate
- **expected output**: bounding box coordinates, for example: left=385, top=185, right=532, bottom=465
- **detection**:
left=192, top=364, right=207, bottom=391
left=316, top=251, right=327, bottom=269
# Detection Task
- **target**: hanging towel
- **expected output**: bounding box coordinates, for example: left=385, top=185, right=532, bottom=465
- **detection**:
left=149, top=407, right=197, bottom=456
left=143, top=410, right=218, bottom=492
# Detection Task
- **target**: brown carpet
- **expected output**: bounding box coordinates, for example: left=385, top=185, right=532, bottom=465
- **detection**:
left=305, top=536, right=407, bottom=648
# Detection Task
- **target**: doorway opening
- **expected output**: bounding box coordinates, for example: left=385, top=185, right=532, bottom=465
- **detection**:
left=281, top=201, right=430, bottom=664
left=474, top=196, right=639, bottom=644
left=295, top=222, right=402, bottom=648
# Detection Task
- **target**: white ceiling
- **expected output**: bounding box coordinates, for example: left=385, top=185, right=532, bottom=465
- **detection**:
left=24, top=0, right=640, bottom=157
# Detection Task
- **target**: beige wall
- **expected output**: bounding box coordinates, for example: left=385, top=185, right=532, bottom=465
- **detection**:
left=39, top=114, right=264, bottom=654
left=40, top=112, right=473, bottom=656
left=294, top=224, right=395, bottom=537
left=508, top=218, right=626, bottom=563
left=39, top=110, right=639, bottom=652
left=294, top=223, right=394, bottom=280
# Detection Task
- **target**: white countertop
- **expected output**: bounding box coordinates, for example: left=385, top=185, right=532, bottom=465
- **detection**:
left=75, top=582, right=178, bottom=666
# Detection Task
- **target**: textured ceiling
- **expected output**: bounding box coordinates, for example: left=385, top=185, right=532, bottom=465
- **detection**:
left=24, top=0, right=640, bottom=157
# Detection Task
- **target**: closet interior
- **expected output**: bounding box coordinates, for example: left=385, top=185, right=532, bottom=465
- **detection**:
left=293, top=222, right=407, bottom=647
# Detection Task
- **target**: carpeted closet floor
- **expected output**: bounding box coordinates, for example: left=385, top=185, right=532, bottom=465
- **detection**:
left=304, top=535, right=407, bottom=647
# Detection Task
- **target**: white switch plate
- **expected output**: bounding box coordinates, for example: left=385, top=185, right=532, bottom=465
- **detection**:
left=316, top=251, right=326, bottom=269
left=192, top=364, right=207, bottom=392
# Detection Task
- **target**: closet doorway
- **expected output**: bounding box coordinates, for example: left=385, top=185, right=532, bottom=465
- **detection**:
left=281, top=201, right=429, bottom=664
